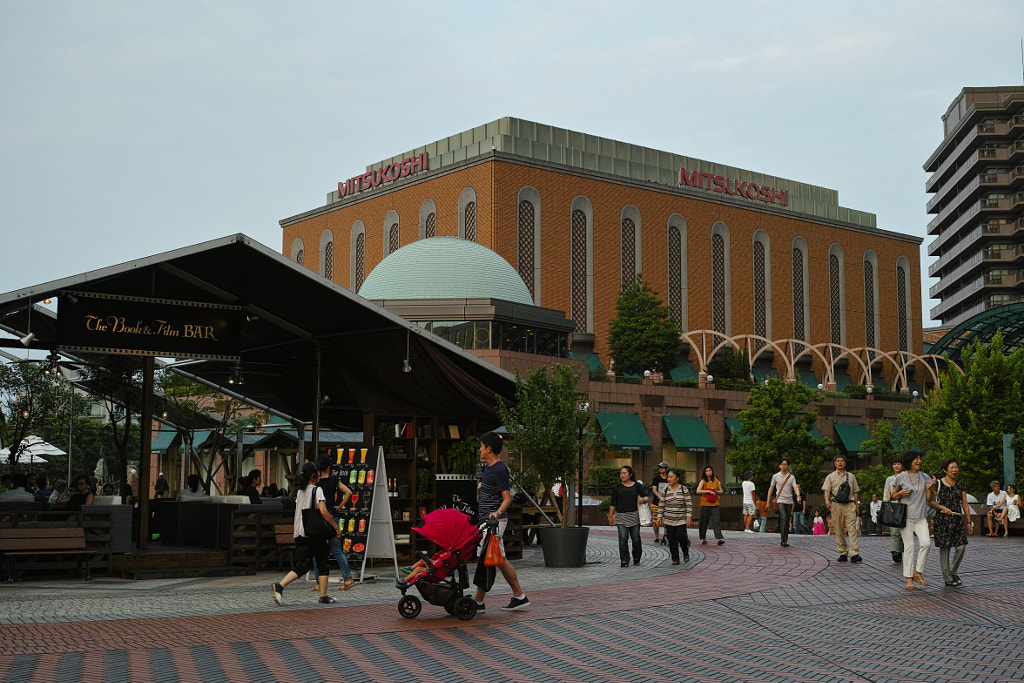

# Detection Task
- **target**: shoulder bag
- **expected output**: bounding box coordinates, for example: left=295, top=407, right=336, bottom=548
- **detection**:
left=301, top=488, right=336, bottom=541
left=771, top=474, right=791, bottom=512
left=880, top=496, right=907, bottom=529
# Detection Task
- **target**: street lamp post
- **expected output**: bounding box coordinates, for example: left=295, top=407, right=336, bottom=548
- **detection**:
left=577, top=401, right=590, bottom=527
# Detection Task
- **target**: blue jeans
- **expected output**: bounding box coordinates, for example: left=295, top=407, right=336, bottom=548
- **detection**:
left=312, top=518, right=352, bottom=580
left=758, top=516, right=768, bottom=533
left=793, top=511, right=807, bottom=535
left=617, top=524, right=641, bottom=564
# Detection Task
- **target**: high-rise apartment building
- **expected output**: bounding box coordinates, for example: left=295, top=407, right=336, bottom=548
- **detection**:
left=925, top=86, right=1024, bottom=326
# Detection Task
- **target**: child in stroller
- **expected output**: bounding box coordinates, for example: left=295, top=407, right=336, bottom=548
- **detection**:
left=394, top=549, right=453, bottom=587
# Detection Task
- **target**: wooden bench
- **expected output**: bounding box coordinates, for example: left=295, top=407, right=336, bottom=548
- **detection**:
left=0, top=528, right=96, bottom=581
left=274, top=524, right=295, bottom=571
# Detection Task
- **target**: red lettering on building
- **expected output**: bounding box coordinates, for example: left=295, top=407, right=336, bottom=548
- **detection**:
left=679, top=167, right=789, bottom=207
left=338, top=152, right=429, bottom=198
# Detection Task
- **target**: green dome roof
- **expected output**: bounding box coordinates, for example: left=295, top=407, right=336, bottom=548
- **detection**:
left=358, top=237, right=533, bottom=305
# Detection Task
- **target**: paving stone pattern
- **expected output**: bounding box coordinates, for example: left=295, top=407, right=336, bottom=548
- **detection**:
left=1, top=528, right=1021, bottom=682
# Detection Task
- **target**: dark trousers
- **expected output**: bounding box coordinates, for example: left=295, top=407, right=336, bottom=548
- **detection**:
left=698, top=506, right=722, bottom=540
left=777, top=503, right=793, bottom=544
left=665, top=524, right=690, bottom=562
left=617, top=524, right=641, bottom=564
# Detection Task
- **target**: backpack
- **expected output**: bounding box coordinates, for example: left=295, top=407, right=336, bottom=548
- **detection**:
left=833, top=473, right=851, bottom=504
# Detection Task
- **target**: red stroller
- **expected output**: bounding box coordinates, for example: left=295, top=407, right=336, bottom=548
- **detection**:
left=396, top=508, right=483, bottom=621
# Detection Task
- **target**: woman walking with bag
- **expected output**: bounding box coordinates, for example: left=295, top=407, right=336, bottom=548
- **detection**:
left=927, top=458, right=973, bottom=586
left=891, top=452, right=931, bottom=590
left=609, top=466, right=648, bottom=567
left=657, top=468, right=693, bottom=565
left=696, top=466, right=725, bottom=545
left=272, top=461, right=341, bottom=606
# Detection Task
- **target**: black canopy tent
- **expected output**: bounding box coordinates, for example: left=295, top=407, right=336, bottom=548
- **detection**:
left=0, top=233, right=516, bottom=543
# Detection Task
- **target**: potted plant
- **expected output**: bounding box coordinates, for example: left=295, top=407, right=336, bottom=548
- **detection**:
left=443, top=437, right=479, bottom=477
left=497, top=363, right=601, bottom=567
left=376, top=421, right=396, bottom=455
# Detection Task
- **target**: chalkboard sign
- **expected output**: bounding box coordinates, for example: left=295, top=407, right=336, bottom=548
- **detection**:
left=435, top=475, right=478, bottom=523
left=329, top=447, right=376, bottom=569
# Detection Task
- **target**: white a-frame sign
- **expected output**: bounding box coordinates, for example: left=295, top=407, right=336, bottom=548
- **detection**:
left=360, top=446, right=399, bottom=580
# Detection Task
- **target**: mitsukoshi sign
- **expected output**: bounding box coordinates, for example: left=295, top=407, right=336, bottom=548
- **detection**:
left=679, top=168, right=789, bottom=207
left=56, top=292, right=241, bottom=360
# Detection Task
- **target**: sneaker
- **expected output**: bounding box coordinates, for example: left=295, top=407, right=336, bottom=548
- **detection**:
left=475, top=602, right=485, bottom=612
left=272, top=583, right=283, bottom=606
left=399, top=565, right=414, bottom=575
left=319, top=595, right=336, bottom=604
left=633, top=559, right=640, bottom=565
left=837, top=554, right=848, bottom=562
left=394, top=577, right=407, bottom=588
left=661, top=538, right=667, bottom=546
left=502, top=595, right=530, bottom=611
left=744, top=529, right=755, bottom=533
left=717, top=540, right=725, bottom=546
left=780, top=542, right=790, bottom=547
left=850, top=554, right=863, bottom=563
left=891, top=552, right=903, bottom=563
left=620, top=562, right=629, bottom=567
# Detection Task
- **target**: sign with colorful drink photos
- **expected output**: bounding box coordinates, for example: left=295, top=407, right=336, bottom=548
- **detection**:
left=330, top=447, right=376, bottom=567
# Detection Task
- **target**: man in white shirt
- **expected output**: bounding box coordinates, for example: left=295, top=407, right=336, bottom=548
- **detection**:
left=766, top=459, right=799, bottom=547
left=987, top=481, right=1008, bottom=536
left=741, top=470, right=757, bottom=532
left=869, top=494, right=883, bottom=535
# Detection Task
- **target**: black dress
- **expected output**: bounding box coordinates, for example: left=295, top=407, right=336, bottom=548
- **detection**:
left=933, top=478, right=968, bottom=548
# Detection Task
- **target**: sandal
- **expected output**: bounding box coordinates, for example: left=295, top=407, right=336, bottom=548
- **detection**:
left=912, top=572, right=928, bottom=587
left=339, top=579, right=356, bottom=591
left=905, top=579, right=916, bottom=590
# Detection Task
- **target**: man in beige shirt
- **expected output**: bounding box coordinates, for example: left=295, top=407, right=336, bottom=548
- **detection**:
left=822, top=455, right=861, bottom=563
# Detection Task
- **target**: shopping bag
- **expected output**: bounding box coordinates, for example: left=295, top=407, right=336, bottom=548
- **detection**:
left=484, top=530, right=504, bottom=566
left=638, top=502, right=653, bottom=527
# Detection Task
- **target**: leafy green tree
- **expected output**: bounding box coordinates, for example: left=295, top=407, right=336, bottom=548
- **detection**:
left=497, top=364, right=600, bottom=527
left=0, top=361, right=87, bottom=471
left=608, top=277, right=681, bottom=376
left=76, top=355, right=146, bottom=492
left=850, top=420, right=914, bottom=499
left=899, top=331, right=1024, bottom=494
left=727, top=379, right=834, bottom=491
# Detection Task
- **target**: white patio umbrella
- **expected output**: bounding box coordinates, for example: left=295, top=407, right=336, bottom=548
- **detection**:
left=0, top=434, right=64, bottom=465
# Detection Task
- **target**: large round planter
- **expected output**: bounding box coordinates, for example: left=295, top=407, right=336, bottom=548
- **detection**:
left=536, top=526, right=590, bottom=568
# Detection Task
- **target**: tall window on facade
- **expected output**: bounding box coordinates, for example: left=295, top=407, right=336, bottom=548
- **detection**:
left=464, top=202, right=477, bottom=242
left=829, top=254, right=842, bottom=344
left=354, top=233, right=365, bottom=291
left=792, top=248, right=805, bottom=341
left=296, top=250, right=304, bottom=266
left=571, top=209, right=588, bottom=333
left=863, top=260, right=876, bottom=349
left=621, top=218, right=636, bottom=289
left=518, top=200, right=536, bottom=299
left=324, top=242, right=334, bottom=280
left=425, top=213, right=437, bottom=238
left=388, top=223, right=400, bottom=255
left=712, top=234, right=726, bottom=333
left=897, top=264, right=908, bottom=352
left=753, top=241, right=767, bottom=346
left=668, top=225, right=683, bottom=329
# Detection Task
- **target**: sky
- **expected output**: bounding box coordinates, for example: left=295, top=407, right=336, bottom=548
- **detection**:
left=2, top=0, right=1023, bottom=328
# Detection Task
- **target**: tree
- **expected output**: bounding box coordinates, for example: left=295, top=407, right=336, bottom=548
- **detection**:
left=608, top=277, right=681, bottom=376
left=851, top=420, right=914, bottom=499
left=0, top=361, right=87, bottom=471
left=727, top=379, right=834, bottom=492
left=497, top=364, right=600, bottom=527
left=76, top=355, right=146, bottom=492
left=899, top=331, right=1024, bottom=494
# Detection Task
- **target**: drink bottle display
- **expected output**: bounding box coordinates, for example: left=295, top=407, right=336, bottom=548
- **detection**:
left=358, top=516, right=366, bottom=533
left=347, top=517, right=356, bottom=533
left=349, top=469, right=358, bottom=485
left=358, top=469, right=366, bottom=485
left=366, top=469, right=374, bottom=485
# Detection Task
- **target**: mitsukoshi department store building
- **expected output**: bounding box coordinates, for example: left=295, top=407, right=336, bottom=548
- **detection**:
left=280, top=117, right=924, bottom=390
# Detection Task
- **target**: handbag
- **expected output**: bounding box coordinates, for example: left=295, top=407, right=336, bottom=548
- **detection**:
left=301, top=488, right=335, bottom=541
left=880, top=500, right=907, bottom=528
left=483, top=530, right=504, bottom=567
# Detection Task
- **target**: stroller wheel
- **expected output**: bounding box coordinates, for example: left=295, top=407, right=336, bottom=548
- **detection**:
left=443, top=599, right=456, bottom=615
left=453, top=596, right=478, bottom=621
left=398, top=595, right=421, bottom=619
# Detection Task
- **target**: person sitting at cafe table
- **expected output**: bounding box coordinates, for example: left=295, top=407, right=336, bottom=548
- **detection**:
left=0, top=474, right=35, bottom=502
left=177, top=474, right=208, bottom=501
left=48, top=479, right=69, bottom=504
left=67, top=474, right=95, bottom=511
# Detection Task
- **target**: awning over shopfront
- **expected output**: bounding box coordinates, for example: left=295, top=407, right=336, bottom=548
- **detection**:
left=834, top=423, right=871, bottom=454
left=669, top=360, right=698, bottom=382
left=150, top=429, right=181, bottom=453
left=663, top=415, right=716, bottom=452
left=596, top=412, right=652, bottom=451
left=751, top=366, right=778, bottom=384
left=567, top=350, right=604, bottom=374
left=725, top=417, right=750, bottom=443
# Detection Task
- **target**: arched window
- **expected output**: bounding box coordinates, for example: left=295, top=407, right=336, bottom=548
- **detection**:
left=620, top=205, right=642, bottom=289
left=384, top=210, right=400, bottom=257
left=711, top=222, right=731, bottom=334
left=896, top=256, right=912, bottom=352
left=570, top=196, right=594, bottom=334
left=667, top=214, right=687, bottom=331
left=419, top=200, right=437, bottom=239
left=828, top=244, right=846, bottom=345
left=291, top=238, right=305, bottom=266
left=319, top=230, right=335, bottom=280
left=792, top=237, right=809, bottom=342
left=350, top=221, right=366, bottom=291
left=752, top=230, right=772, bottom=343
left=517, top=186, right=542, bottom=303
left=863, top=251, right=880, bottom=350
left=458, top=188, right=477, bottom=242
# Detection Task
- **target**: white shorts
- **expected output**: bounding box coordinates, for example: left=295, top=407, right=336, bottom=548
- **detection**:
left=478, top=517, right=507, bottom=555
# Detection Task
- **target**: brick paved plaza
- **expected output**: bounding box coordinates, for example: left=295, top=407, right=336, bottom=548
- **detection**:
left=1, top=528, right=1021, bottom=682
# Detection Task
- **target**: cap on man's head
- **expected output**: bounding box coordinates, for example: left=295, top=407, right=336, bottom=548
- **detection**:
left=478, top=431, right=504, bottom=454
left=158, top=473, right=164, bottom=477
left=658, top=461, right=670, bottom=469
left=743, top=470, right=753, bottom=479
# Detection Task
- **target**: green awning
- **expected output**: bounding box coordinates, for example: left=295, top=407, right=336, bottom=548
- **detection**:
left=663, top=416, right=716, bottom=453
left=751, top=366, right=778, bottom=383
left=725, top=417, right=751, bottom=442
left=834, top=423, right=871, bottom=454
left=873, top=375, right=889, bottom=390
left=567, top=351, right=605, bottom=374
left=798, top=368, right=819, bottom=389
left=596, top=412, right=652, bottom=451
left=669, top=360, right=697, bottom=382
left=810, top=425, right=825, bottom=442
left=834, top=373, right=853, bottom=391
left=150, top=430, right=180, bottom=453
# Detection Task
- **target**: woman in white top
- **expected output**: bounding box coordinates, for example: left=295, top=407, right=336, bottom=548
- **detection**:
left=1004, top=484, right=1020, bottom=529
left=891, top=451, right=931, bottom=590
left=271, top=462, right=342, bottom=606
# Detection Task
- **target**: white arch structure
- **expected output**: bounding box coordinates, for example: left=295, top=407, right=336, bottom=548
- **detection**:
left=679, top=330, right=960, bottom=391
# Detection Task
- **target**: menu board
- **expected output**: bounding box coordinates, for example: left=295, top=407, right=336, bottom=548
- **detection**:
left=329, top=447, right=376, bottom=569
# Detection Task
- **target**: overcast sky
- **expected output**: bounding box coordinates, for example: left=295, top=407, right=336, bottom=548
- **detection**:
left=2, top=0, right=1022, bottom=327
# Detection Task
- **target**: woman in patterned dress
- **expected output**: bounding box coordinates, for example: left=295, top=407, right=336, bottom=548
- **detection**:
left=927, top=458, right=973, bottom=587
